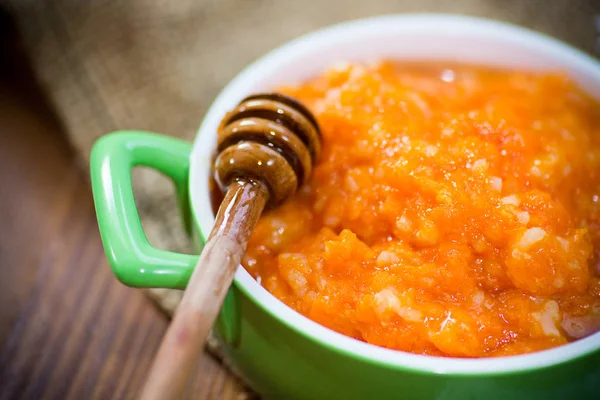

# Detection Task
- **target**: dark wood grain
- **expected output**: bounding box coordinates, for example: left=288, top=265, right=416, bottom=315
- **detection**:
left=0, top=8, right=247, bottom=400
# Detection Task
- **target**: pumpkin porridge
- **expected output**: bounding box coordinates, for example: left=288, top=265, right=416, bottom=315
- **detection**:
left=240, top=61, right=600, bottom=357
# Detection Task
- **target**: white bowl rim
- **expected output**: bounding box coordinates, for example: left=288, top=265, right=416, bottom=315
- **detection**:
left=190, top=13, right=600, bottom=375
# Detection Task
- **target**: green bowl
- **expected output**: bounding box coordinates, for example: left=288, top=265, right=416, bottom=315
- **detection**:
left=90, top=14, right=600, bottom=400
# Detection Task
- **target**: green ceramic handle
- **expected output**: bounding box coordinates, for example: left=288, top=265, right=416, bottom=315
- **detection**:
left=90, top=131, right=199, bottom=289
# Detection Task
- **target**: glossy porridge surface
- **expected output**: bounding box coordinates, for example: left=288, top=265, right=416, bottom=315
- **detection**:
left=241, top=61, right=600, bottom=357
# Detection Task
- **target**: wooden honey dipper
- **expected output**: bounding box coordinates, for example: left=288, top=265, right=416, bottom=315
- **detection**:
left=139, top=93, right=321, bottom=400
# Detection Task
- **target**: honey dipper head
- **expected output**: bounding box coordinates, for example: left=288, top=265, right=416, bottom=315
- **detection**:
left=214, top=92, right=321, bottom=208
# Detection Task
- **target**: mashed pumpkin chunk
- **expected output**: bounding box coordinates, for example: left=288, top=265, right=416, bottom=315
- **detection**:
left=241, top=61, right=600, bottom=357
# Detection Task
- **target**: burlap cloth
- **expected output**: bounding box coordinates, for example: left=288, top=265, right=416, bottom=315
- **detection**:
left=4, top=0, right=599, bottom=396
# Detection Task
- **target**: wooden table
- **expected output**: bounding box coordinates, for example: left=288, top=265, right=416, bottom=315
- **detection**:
left=0, top=10, right=248, bottom=400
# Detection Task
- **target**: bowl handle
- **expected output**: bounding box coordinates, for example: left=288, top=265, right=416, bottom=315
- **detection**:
left=90, top=131, right=199, bottom=289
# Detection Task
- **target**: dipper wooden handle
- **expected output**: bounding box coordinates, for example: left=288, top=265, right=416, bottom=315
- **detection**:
left=139, top=93, right=321, bottom=400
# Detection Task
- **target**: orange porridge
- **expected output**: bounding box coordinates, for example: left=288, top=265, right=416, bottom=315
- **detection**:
left=241, top=61, right=600, bottom=357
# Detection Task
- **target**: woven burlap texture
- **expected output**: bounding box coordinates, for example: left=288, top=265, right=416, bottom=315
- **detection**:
left=5, top=0, right=598, bottom=391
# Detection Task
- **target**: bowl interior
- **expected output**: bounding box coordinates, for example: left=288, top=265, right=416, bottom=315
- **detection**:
left=190, top=14, right=600, bottom=374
